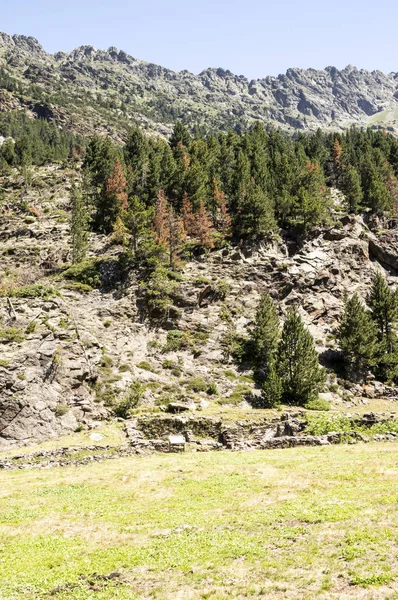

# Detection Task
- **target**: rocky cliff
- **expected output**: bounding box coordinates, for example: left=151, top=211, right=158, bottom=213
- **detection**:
left=1, top=31, right=398, bottom=137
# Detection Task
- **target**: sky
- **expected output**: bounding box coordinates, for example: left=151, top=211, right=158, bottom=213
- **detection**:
left=1, top=0, right=398, bottom=79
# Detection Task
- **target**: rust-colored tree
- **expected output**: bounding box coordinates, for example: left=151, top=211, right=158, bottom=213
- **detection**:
left=100, top=157, right=128, bottom=233
left=153, top=190, right=186, bottom=267
left=181, top=192, right=196, bottom=237
left=331, top=138, right=344, bottom=186
left=167, top=206, right=186, bottom=267
left=195, top=200, right=215, bottom=249
left=105, top=157, right=128, bottom=211
left=212, top=179, right=231, bottom=237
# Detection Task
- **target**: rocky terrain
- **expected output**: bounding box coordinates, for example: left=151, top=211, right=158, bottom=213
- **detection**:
left=1, top=31, right=398, bottom=138
left=2, top=163, right=398, bottom=450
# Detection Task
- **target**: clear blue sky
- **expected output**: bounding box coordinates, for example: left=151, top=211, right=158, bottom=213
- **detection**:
left=2, top=0, right=398, bottom=79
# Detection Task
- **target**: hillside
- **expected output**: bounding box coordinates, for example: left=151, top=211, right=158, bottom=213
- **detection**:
left=2, top=33, right=398, bottom=452
left=1, top=31, right=398, bottom=138
left=1, top=158, right=398, bottom=450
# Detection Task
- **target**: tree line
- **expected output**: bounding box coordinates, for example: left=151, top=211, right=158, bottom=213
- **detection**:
left=77, top=122, right=398, bottom=255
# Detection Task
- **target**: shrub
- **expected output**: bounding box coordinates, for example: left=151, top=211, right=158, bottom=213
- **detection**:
left=187, top=377, right=208, bottom=393
left=215, top=279, right=230, bottom=299
left=162, top=359, right=183, bottom=377
left=61, top=258, right=103, bottom=288
left=113, top=381, right=145, bottom=418
left=136, top=361, right=155, bottom=372
left=61, top=281, right=93, bottom=293
left=217, top=385, right=252, bottom=406
left=305, top=414, right=351, bottom=435
left=306, top=398, right=331, bottom=411
left=0, top=327, right=24, bottom=343
left=55, top=404, right=69, bottom=417
left=163, top=330, right=188, bottom=352
left=224, top=369, right=237, bottom=380
left=26, top=321, right=36, bottom=334
left=6, top=284, right=60, bottom=299
left=207, top=381, right=218, bottom=395
left=101, top=355, right=114, bottom=368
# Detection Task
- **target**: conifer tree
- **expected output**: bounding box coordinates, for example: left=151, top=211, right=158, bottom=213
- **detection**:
left=169, top=122, right=191, bottom=150
left=252, top=292, right=280, bottom=372
left=261, top=362, right=283, bottom=408
left=110, top=215, right=129, bottom=245
left=70, top=184, right=89, bottom=264
left=212, top=179, right=232, bottom=237
left=295, top=161, right=330, bottom=232
left=367, top=273, right=398, bottom=381
left=96, top=157, right=128, bottom=233
left=386, top=170, right=398, bottom=215
left=330, top=138, right=344, bottom=186
left=338, top=293, right=378, bottom=381
left=195, top=201, right=215, bottom=249
left=153, top=190, right=185, bottom=267
left=127, top=195, right=154, bottom=254
left=153, top=190, right=170, bottom=247
left=363, top=164, right=391, bottom=213
left=277, top=307, right=325, bottom=405
left=181, top=193, right=196, bottom=237
left=105, top=157, right=128, bottom=212
left=236, top=180, right=276, bottom=240
left=342, top=165, right=363, bottom=213
left=167, top=205, right=186, bottom=268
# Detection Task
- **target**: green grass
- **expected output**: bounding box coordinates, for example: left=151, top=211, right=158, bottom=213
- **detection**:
left=1, top=443, right=398, bottom=598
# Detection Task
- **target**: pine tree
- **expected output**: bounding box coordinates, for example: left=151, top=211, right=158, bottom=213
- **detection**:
left=338, top=293, right=378, bottom=381
left=367, top=273, right=398, bottom=381
left=153, top=190, right=186, bottom=267
left=167, top=205, right=186, bottom=268
left=124, top=127, right=149, bottom=198
left=252, top=292, right=280, bottom=372
left=342, top=165, right=363, bottom=213
left=96, top=157, right=128, bottom=233
left=330, top=138, right=344, bottom=186
left=126, top=195, right=154, bottom=254
left=110, top=215, right=129, bottom=245
left=195, top=201, right=215, bottom=249
left=181, top=192, right=196, bottom=237
left=363, top=163, right=391, bottom=213
left=105, top=157, right=128, bottom=211
left=153, top=190, right=169, bottom=247
left=212, top=179, right=232, bottom=237
left=261, top=361, right=283, bottom=408
left=169, top=122, right=191, bottom=150
left=277, top=307, right=326, bottom=405
left=295, top=161, right=330, bottom=232
left=236, top=180, right=277, bottom=240
left=386, top=170, right=398, bottom=216
left=70, top=184, right=89, bottom=264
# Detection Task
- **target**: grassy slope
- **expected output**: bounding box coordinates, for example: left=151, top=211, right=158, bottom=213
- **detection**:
left=1, top=443, right=398, bottom=599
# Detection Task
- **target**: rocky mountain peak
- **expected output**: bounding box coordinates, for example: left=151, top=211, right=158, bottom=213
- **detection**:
left=1, top=29, right=398, bottom=137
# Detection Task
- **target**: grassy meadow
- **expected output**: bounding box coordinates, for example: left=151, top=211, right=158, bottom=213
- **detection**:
left=1, top=443, right=398, bottom=599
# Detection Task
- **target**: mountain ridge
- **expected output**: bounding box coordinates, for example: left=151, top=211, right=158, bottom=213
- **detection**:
left=1, top=30, right=398, bottom=138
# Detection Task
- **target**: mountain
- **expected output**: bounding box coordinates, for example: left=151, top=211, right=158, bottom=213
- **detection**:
left=1, top=31, right=398, bottom=138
